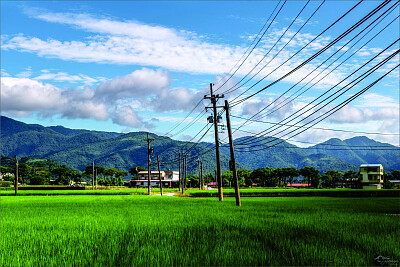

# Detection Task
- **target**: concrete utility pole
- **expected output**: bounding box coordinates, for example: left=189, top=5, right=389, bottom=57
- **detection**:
left=145, top=132, right=154, bottom=195
left=198, top=158, right=201, bottom=190
left=184, top=155, right=187, bottom=191
left=92, top=160, right=95, bottom=190
left=14, top=155, right=18, bottom=196
left=204, top=83, right=224, bottom=201
left=178, top=152, right=181, bottom=193
left=95, top=169, right=98, bottom=190
left=200, top=161, right=203, bottom=190
left=225, top=100, right=241, bottom=206
left=182, top=155, right=185, bottom=193
left=157, top=155, right=163, bottom=196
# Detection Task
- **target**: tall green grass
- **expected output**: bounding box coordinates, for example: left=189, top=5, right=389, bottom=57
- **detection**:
left=1, top=195, right=399, bottom=266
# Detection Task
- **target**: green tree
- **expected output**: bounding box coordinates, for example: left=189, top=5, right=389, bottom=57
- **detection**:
left=17, top=163, right=32, bottom=184
left=84, top=165, right=105, bottom=177
left=1, top=166, right=14, bottom=174
left=343, top=170, right=358, bottom=188
left=222, top=170, right=233, bottom=187
left=251, top=167, right=276, bottom=187
left=391, top=170, right=400, bottom=179
left=30, top=171, right=49, bottom=185
left=35, top=167, right=50, bottom=176
left=53, top=167, right=71, bottom=185
left=129, top=166, right=146, bottom=177
left=284, top=167, right=300, bottom=186
left=325, top=170, right=343, bottom=188
left=186, top=175, right=199, bottom=188
left=203, top=173, right=214, bottom=184
left=236, top=169, right=250, bottom=186
left=273, top=168, right=284, bottom=187
left=68, top=170, right=82, bottom=183
left=383, top=171, right=395, bottom=189
left=300, top=167, right=319, bottom=188
left=321, top=173, right=333, bottom=188
left=104, top=168, right=118, bottom=178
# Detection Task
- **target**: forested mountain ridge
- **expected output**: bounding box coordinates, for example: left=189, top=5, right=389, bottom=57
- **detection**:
left=1, top=116, right=398, bottom=173
left=307, top=136, right=399, bottom=170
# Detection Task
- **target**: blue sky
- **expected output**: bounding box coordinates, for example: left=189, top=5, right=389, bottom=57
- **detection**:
left=1, top=1, right=399, bottom=147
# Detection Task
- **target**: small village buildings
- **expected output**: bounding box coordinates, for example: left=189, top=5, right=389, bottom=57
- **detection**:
left=0, top=172, right=14, bottom=180
left=130, top=170, right=179, bottom=187
left=360, top=164, right=383, bottom=189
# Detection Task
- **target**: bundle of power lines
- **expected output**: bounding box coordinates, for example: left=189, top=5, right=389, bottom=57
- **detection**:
left=151, top=0, right=399, bottom=172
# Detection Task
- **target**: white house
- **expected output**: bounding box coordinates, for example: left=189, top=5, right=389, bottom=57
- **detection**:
left=359, top=164, right=383, bottom=189
left=130, top=170, right=179, bottom=187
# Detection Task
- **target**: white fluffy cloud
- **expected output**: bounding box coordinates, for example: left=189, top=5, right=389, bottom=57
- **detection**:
left=1, top=10, right=367, bottom=88
left=96, top=68, right=170, bottom=100
left=112, top=106, right=141, bottom=127
left=1, top=77, right=108, bottom=120
left=1, top=67, right=214, bottom=127
left=1, top=77, right=63, bottom=111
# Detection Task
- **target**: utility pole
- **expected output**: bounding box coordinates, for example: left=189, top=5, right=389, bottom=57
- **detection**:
left=157, top=155, right=163, bottom=196
left=200, top=161, right=203, bottom=190
left=95, top=169, right=98, bottom=190
left=198, top=158, right=201, bottom=190
left=178, top=152, right=181, bottom=192
left=182, top=155, right=185, bottom=193
left=92, top=160, right=95, bottom=190
left=184, top=155, right=187, bottom=191
left=145, top=132, right=154, bottom=195
left=204, top=83, right=224, bottom=201
left=225, top=100, right=241, bottom=206
left=14, top=155, right=18, bottom=196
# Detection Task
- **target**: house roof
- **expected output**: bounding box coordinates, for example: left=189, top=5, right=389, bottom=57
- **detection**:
left=360, top=164, right=383, bottom=167
left=138, top=171, right=165, bottom=175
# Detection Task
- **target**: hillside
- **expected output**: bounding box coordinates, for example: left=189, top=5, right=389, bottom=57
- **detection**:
left=1, top=116, right=398, bottom=173
left=219, top=136, right=359, bottom=173
left=306, top=136, right=400, bottom=170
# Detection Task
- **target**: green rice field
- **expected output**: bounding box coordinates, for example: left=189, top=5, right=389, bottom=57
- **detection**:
left=1, top=195, right=399, bottom=266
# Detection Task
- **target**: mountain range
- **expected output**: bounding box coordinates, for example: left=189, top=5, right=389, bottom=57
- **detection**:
left=1, top=116, right=399, bottom=174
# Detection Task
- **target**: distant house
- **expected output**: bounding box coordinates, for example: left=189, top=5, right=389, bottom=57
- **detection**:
left=130, top=170, right=179, bottom=187
left=286, top=183, right=311, bottom=187
left=0, top=172, right=14, bottom=180
left=388, top=180, right=400, bottom=189
left=360, top=164, right=383, bottom=189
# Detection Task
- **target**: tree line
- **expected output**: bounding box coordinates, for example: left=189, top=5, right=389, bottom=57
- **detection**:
left=186, top=167, right=399, bottom=189
left=2, top=163, right=398, bottom=189
left=0, top=164, right=129, bottom=186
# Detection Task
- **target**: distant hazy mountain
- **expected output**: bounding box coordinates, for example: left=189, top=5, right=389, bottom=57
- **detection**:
left=306, top=136, right=399, bottom=170
left=1, top=116, right=398, bottom=173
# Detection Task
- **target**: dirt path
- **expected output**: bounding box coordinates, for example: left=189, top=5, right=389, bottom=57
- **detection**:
left=154, top=192, right=176, bottom=196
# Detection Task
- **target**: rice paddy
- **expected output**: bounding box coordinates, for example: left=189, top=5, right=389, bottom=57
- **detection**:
left=1, top=194, right=399, bottom=266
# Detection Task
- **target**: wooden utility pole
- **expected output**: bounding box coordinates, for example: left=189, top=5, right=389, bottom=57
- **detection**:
left=204, top=83, right=224, bottom=201
left=178, top=152, right=181, bottom=193
left=145, top=132, right=154, bottom=195
left=14, top=155, right=18, bottom=196
left=198, top=158, right=201, bottom=190
left=224, top=100, right=241, bottom=206
left=157, top=155, right=163, bottom=196
left=92, top=160, right=95, bottom=190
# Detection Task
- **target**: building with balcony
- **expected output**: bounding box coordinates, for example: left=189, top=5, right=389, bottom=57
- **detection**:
left=360, top=164, right=383, bottom=189
left=130, top=170, right=179, bottom=187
